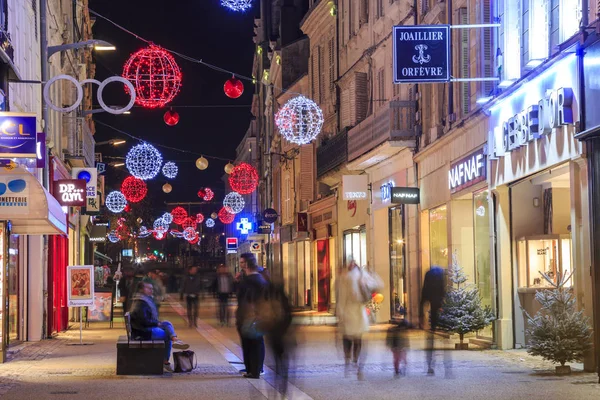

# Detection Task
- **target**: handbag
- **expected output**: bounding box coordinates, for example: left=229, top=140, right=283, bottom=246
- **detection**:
left=173, top=350, right=197, bottom=373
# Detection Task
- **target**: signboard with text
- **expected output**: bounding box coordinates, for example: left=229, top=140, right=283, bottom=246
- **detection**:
left=250, top=242, right=261, bottom=253
left=393, top=25, right=450, bottom=83
left=53, top=179, right=86, bottom=207
left=342, top=175, right=369, bottom=200
left=0, top=112, right=37, bottom=157
left=391, top=187, right=420, bottom=204
left=0, top=175, right=29, bottom=215
left=449, top=148, right=487, bottom=193
left=72, top=167, right=98, bottom=198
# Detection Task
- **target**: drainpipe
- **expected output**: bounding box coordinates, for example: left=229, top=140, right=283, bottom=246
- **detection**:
left=447, top=0, right=454, bottom=126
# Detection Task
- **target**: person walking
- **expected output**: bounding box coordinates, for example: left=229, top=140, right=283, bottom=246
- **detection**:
left=216, top=264, right=234, bottom=326
left=180, top=266, right=203, bottom=327
left=420, top=265, right=446, bottom=375
left=236, top=253, right=269, bottom=379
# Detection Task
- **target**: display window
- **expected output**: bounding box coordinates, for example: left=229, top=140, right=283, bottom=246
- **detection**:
left=389, top=206, right=406, bottom=319
left=7, top=234, right=19, bottom=343
left=429, top=205, right=448, bottom=268
left=343, top=227, right=367, bottom=268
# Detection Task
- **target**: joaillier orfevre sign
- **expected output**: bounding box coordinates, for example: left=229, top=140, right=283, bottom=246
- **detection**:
left=393, top=25, right=450, bottom=83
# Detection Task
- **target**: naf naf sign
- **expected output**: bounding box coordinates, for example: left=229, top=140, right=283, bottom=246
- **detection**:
left=393, top=25, right=450, bottom=83
left=449, top=149, right=487, bottom=193
left=391, top=187, right=420, bottom=204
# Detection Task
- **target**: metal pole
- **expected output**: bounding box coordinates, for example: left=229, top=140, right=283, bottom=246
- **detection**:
left=79, top=307, right=83, bottom=345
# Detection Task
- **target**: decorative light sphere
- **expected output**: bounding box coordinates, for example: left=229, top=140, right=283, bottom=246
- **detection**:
left=211, top=212, right=218, bottom=219
left=197, top=189, right=206, bottom=199
left=218, top=207, right=235, bottom=224
left=224, top=162, right=234, bottom=174
left=162, top=212, right=173, bottom=224
left=108, top=230, right=120, bottom=243
left=162, top=162, right=178, bottom=179
left=181, top=217, right=196, bottom=230
left=224, top=77, right=244, bottom=98
left=106, top=191, right=128, bottom=213
left=164, top=109, right=180, bottom=126
left=205, top=218, right=215, bottom=228
left=223, top=191, right=245, bottom=214
left=121, top=176, right=147, bottom=203
left=275, top=95, right=323, bottom=145
left=228, top=162, right=259, bottom=194
left=153, top=217, right=169, bottom=232
left=122, top=45, right=182, bottom=109
left=183, top=227, right=197, bottom=241
left=162, top=183, right=173, bottom=193
left=153, top=231, right=166, bottom=240
left=137, top=217, right=143, bottom=224
left=124, top=204, right=131, bottom=213
left=171, top=206, right=188, bottom=225
left=195, top=156, right=209, bottom=170
left=203, top=188, right=214, bottom=201
left=189, top=236, right=200, bottom=245
left=196, top=213, right=205, bottom=224
left=220, top=0, right=252, bottom=12
left=126, top=143, right=163, bottom=180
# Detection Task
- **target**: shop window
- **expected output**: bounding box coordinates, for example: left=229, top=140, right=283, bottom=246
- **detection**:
left=517, top=235, right=572, bottom=288
left=8, top=234, right=18, bottom=342
left=389, top=206, right=406, bottom=319
left=429, top=205, right=448, bottom=268
left=343, top=227, right=367, bottom=268
left=474, top=191, right=493, bottom=309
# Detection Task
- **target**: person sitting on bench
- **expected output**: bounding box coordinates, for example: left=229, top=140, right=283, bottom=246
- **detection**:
left=130, top=281, right=189, bottom=372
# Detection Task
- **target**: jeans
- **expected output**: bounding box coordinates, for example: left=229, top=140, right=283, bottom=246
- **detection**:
left=150, top=321, right=176, bottom=362
left=217, top=293, right=229, bottom=325
left=186, top=295, right=199, bottom=326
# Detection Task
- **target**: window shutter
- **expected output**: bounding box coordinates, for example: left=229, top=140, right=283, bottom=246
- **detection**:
left=421, top=0, right=429, bottom=15
left=360, top=0, right=368, bottom=25
left=354, top=72, right=368, bottom=124
left=341, top=89, right=351, bottom=128
left=377, top=69, right=385, bottom=109
left=349, top=0, right=354, bottom=37
left=482, top=0, right=493, bottom=95
left=329, top=37, right=335, bottom=90
left=310, top=53, right=316, bottom=99
left=300, top=145, right=315, bottom=201
left=460, top=8, right=470, bottom=116
left=319, top=45, right=326, bottom=104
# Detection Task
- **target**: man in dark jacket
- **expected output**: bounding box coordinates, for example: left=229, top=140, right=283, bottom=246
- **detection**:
left=236, top=253, right=269, bottom=379
left=130, top=281, right=189, bottom=372
left=180, top=266, right=203, bottom=327
left=420, top=266, right=446, bottom=375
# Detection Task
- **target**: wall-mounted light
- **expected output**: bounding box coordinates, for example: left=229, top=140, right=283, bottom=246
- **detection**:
left=533, top=197, right=540, bottom=207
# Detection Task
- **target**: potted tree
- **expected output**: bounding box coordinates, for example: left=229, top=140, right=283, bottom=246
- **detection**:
left=524, top=271, right=592, bottom=375
left=438, top=253, right=494, bottom=350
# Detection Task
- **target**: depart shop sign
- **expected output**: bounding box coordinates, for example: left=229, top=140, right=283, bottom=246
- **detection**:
left=393, top=25, right=450, bottom=83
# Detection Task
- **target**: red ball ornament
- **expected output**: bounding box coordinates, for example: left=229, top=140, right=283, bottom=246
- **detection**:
left=153, top=231, right=166, bottom=240
left=196, top=213, right=205, bottom=224
left=203, top=188, right=214, bottom=201
left=171, top=206, right=188, bottom=225
left=224, top=77, right=244, bottom=99
left=181, top=217, right=196, bottom=230
left=218, top=207, right=235, bottom=224
left=164, top=109, right=180, bottom=126
left=122, top=45, right=182, bottom=109
left=124, top=204, right=131, bottom=213
left=228, top=162, right=259, bottom=194
left=197, top=189, right=206, bottom=199
left=121, top=176, right=148, bottom=203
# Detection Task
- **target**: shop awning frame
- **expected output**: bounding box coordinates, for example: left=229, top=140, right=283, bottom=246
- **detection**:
left=94, top=251, right=112, bottom=263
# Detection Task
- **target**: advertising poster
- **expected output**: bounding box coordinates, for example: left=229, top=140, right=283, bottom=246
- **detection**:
left=67, top=265, right=94, bottom=307
left=87, top=291, right=113, bottom=322
left=0, top=175, right=29, bottom=215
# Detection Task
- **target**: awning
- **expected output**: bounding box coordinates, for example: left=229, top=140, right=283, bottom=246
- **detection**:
left=94, top=251, right=112, bottom=263
left=0, top=169, right=67, bottom=235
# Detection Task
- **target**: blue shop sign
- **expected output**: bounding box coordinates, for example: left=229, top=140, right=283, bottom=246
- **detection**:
left=0, top=112, right=37, bottom=157
left=393, top=25, right=450, bottom=83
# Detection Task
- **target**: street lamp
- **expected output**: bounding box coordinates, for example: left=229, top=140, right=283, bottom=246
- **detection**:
left=110, top=162, right=125, bottom=167
left=96, top=139, right=126, bottom=146
left=82, top=106, right=130, bottom=116
left=47, top=40, right=116, bottom=59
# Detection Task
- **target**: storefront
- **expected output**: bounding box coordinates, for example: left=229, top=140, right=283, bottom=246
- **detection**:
left=308, top=195, right=336, bottom=312
left=0, top=168, right=67, bottom=362
left=487, top=53, right=591, bottom=351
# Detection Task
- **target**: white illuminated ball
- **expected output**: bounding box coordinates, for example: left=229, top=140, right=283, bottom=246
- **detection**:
left=106, top=191, right=127, bottom=213
left=223, top=191, right=245, bottom=214
left=126, top=143, right=163, bottom=180
left=275, top=95, right=323, bottom=145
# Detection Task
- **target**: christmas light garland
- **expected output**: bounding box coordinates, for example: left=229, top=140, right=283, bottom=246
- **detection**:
left=220, top=0, right=253, bottom=12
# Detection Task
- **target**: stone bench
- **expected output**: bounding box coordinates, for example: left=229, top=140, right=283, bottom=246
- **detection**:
left=116, top=312, right=165, bottom=375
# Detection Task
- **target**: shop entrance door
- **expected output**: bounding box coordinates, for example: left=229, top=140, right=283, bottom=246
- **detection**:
left=316, top=239, right=330, bottom=312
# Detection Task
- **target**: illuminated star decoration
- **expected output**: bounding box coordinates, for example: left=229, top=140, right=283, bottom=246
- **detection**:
left=275, top=95, right=323, bottom=145
left=105, top=191, right=128, bottom=213
left=223, top=191, right=245, bottom=214
left=162, top=162, right=178, bottom=179
left=205, top=218, right=215, bottom=228
left=236, top=218, right=253, bottom=234
left=126, top=143, right=163, bottom=180
left=220, top=0, right=252, bottom=12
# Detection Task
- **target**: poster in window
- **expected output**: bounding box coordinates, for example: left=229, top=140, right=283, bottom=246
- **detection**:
left=67, top=265, right=95, bottom=306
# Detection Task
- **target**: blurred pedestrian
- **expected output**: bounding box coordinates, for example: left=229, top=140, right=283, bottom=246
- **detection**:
left=420, top=265, right=446, bottom=375
left=236, top=253, right=268, bottom=379
left=386, top=319, right=411, bottom=376
left=118, top=268, right=136, bottom=312
left=143, top=270, right=166, bottom=311
left=264, top=282, right=293, bottom=393
left=216, top=264, right=234, bottom=326
left=180, top=266, right=202, bottom=327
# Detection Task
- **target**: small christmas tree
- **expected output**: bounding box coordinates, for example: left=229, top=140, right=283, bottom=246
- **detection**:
left=524, top=271, right=592, bottom=372
left=438, top=253, right=495, bottom=347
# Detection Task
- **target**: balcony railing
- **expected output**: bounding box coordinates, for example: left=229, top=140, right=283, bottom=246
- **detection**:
left=317, top=129, right=348, bottom=178
left=65, top=118, right=95, bottom=167
left=347, top=100, right=416, bottom=161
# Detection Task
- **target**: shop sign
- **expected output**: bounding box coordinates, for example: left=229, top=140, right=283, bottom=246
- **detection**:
left=96, top=162, right=106, bottom=175
left=393, top=25, right=450, bottom=83
left=347, top=200, right=357, bottom=217
left=0, top=175, right=29, bottom=215
left=53, top=179, right=86, bottom=207
left=226, top=237, right=238, bottom=254
left=250, top=242, right=261, bottom=253
left=67, top=265, right=95, bottom=307
left=381, top=180, right=395, bottom=203
left=297, top=212, right=308, bottom=232
left=342, top=175, right=369, bottom=200
left=262, top=208, right=278, bottom=224
left=256, top=222, right=272, bottom=234
left=449, top=148, right=486, bottom=193
left=122, top=249, right=133, bottom=257
left=72, top=167, right=98, bottom=198
left=84, top=196, right=100, bottom=215
left=237, top=218, right=253, bottom=235
left=89, top=225, right=107, bottom=242
left=391, top=187, right=420, bottom=204
left=36, top=132, right=46, bottom=168
left=0, top=112, right=37, bottom=157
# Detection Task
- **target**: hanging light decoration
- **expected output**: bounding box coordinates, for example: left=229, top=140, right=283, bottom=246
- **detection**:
left=162, top=183, right=173, bottom=193
left=275, top=95, right=323, bottom=145
left=138, top=226, right=152, bottom=238
left=224, top=162, right=234, bottom=174
left=153, top=217, right=169, bottom=233
left=162, top=162, right=178, bottom=179
left=163, top=109, right=180, bottom=126
left=162, top=212, right=174, bottom=224
left=137, top=217, right=143, bottom=224
left=203, top=188, right=214, bottom=201
left=228, top=162, right=259, bottom=194
left=106, top=191, right=128, bottom=213
left=196, top=213, right=205, bottom=224
left=224, top=76, right=244, bottom=98
left=197, top=189, right=206, bottom=199
left=108, top=230, right=120, bottom=243
left=205, top=218, right=215, bottom=227
left=183, top=227, right=197, bottom=242
left=171, top=206, right=188, bottom=225
left=189, top=236, right=200, bottom=245
left=153, top=231, right=166, bottom=240
left=220, top=0, right=252, bottom=11
left=211, top=212, right=218, bottom=219
left=181, top=217, right=196, bottom=230
left=124, top=204, right=131, bottom=213
left=218, top=207, right=235, bottom=224
left=126, top=143, right=163, bottom=180
left=122, top=44, right=182, bottom=109
left=195, top=156, right=209, bottom=170
left=223, top=191, right=245, bottom=214
left=121, top=176, right=147, bottom=203
left=170, top=230, right=183, bottom=238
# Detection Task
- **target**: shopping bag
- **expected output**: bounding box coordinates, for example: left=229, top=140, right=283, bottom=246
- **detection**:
left=173, top=350, right=197, bottom=372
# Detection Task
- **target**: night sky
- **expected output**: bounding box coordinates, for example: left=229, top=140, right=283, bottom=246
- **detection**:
left=88, top=0, right=256, bottom=218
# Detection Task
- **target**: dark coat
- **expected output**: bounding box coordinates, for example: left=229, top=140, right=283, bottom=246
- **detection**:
left=129, top=294, right=159, bottom=340
left=180, top=273, right=203, bottom=296
left=235, top=273, right=268, bottom=331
